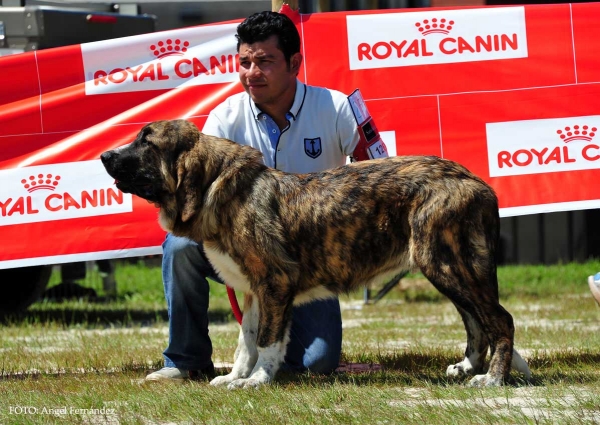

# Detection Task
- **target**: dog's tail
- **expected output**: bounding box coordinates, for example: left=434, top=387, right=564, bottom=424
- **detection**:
left=511, top=348, right=532, bottom=380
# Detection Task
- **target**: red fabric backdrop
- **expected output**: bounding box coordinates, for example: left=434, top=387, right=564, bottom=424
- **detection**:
left=1, top=3, right=599, bottom=268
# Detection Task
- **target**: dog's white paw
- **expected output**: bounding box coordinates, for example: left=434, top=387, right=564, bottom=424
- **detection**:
left=227, top=377, right=266, bottom=390
left=468, top=374, right=503, bottom=387
left=446, top=359, right=474, bottom=378
left=210, top=374, right=238, bottom=387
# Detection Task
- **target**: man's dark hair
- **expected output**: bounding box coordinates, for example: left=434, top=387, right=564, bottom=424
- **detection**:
left=236, top=11, right=301, bottom=63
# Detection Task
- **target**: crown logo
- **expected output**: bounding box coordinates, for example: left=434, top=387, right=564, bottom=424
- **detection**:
left=150, top=39, right=190, bottom=59
left=22, top=174, right=61, bottom=192
left=556, top=125, right=597, bottom=143
left=415, top=18, right=454, bottom=36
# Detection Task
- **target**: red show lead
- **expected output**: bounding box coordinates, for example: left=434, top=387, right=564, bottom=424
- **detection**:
left=227, top=286, right=243, bottom=325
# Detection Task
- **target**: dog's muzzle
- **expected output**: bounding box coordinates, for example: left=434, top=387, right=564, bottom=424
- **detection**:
left=100, top=150, right=160, bottom=203
left=115, top=180, right=159, bottom=202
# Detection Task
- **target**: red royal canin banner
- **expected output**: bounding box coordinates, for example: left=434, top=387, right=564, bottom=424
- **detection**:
left=1, top=4, right=600, bottom=269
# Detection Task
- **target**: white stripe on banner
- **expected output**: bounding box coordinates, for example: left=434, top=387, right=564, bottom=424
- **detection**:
left=0, top=246, right=163, bottom=270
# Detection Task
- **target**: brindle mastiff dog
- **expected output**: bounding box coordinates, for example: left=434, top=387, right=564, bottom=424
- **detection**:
left=101, top=119, right=531, bottom=389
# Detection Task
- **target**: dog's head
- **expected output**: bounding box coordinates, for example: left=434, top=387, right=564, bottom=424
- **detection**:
left=101, top=119, right=202, bottom=218
left=101, top=119, right=265, bottom=236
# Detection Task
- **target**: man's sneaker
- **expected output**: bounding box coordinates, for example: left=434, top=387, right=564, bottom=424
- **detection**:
left=588, top=272, right=600, bottom=306
left=145, top=363, right=215, bottom=382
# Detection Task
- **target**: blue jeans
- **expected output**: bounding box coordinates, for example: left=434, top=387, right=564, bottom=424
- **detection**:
left=161, top=233, right=342, bottom=374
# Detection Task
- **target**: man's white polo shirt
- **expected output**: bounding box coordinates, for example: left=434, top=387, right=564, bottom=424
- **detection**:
left=202, top=80, right=360, bottom=174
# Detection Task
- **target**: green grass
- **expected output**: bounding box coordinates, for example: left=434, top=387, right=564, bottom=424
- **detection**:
left=1, top=259, right=600, bottom=424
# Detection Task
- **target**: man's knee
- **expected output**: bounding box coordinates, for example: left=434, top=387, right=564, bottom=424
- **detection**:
left=163, top=234, right=201, bottom=261
left=285, top=299, right=342, bottom=374
left=162, top=234, right=220, bottom=287
left=303, top=338, right=341, bottom=374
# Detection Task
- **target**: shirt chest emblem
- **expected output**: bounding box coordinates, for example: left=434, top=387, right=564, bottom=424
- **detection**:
left=304, top=137, right=322, bottom=159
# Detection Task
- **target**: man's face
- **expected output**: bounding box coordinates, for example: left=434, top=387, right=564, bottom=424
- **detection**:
left=238, top=35, right=301, bottom=109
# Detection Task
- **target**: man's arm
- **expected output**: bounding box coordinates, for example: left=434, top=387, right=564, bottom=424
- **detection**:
left=340, top=90, right=388, bottom=162
left=337, top=99, right=362, bottom=159
left=202, top=112, right=226, bottom=139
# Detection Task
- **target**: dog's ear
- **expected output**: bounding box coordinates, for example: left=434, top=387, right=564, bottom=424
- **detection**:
left=171, top=120, right=200, bottom=152
left=176, top=158, right=203, bottom=223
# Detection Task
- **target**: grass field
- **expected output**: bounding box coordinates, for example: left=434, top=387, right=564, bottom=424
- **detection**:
left=1, top=259, right=600, bottom=424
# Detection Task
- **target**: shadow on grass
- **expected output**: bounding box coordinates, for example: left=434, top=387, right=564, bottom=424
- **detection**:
left=3, top=351, right=600, bottom=387
left=276, top=370, right=456, bottom=387
left=0, top=305, right=236, bottom=327
left=278, top=366, right=599, bottom=388
left=274, top=349, right=600, bottom=388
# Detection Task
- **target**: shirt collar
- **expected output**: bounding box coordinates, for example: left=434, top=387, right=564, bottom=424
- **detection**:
left=250, top=79, right=307, bottom=121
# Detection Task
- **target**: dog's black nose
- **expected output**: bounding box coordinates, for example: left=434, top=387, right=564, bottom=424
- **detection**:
left=100, top=151, right=114, bottom=164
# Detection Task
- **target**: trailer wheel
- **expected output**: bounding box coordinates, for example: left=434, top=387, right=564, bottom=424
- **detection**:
left=0, top=266, right=52, bottom=316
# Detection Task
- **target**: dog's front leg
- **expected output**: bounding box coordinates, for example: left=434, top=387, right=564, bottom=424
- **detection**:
left=210, top=293, right=259, bottom=387
left=227, top=292, right=293, bottom=389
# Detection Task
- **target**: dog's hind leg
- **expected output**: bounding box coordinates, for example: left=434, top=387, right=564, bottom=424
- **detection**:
left=414, top=220, right=516, bottom=386
left=210, top=293, right=259, bottom=387
left=420, top=263, right=531, bottom=384
left=423, top=268, right=515, bottom=386
left=470, top=304, right=516, bottom=387
left=446, top=305, right=489, bottom=378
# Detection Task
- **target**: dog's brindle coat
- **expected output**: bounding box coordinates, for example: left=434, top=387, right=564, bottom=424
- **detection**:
left=101, top=120, right=531, bottom=388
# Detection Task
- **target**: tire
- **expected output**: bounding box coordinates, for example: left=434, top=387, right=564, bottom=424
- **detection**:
left=0, top=265, right=52, bottom=316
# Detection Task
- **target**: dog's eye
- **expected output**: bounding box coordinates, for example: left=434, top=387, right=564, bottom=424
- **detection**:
left=140, top=138, right=153, bottom=147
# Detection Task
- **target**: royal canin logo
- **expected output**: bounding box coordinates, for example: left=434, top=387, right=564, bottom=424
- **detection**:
left=346, top=8, right=528, bottom=70
left=81, top=23, right=241, bottom=94
left=487, top=117, right=600, bottom=177
left=150, top=39, right=190, bottom=59
left=415, top=18, right=454, bottom=36
left=497, top=125, right=598, bottom=169
left=22, top=174, right=61, bottom=192
left=0, top=161, right=132, bottom=226
left=557, top=125, right=597, bottom=143
left=357, top=19, right=517, bottom=61
left=90, top=36, right=238, bottom=87
left=3, top=180, right=122, bottom=216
